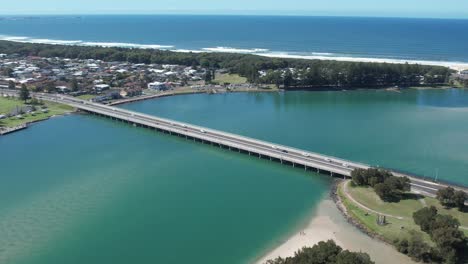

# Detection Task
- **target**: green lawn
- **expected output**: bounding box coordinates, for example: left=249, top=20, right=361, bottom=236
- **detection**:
left=340, top=182, right=468, bottom=245
left=338, top=183, right=432, bottom=244
left=0, top=97, right=74, bottom=128
left=347, top=185, right=424, bottom=218
left=76, top=94, right=96, bottom=100
left=347, top=184, right=468, bottom=227
left=214, top=73, right=247, bottom=84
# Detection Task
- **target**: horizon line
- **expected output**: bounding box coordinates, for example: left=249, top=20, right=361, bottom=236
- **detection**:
left=0, top=13, right=467, bottom=20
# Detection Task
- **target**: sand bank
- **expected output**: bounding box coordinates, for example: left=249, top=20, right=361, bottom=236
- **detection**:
left=255, top=198, right=414, bottom=264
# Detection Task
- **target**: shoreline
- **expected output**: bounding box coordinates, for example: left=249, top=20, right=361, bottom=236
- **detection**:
left=107, top=87, right=278, bottom=106
left=254, top=180, right=414, bottom=264
left=1, top=36, right=468, bottom=71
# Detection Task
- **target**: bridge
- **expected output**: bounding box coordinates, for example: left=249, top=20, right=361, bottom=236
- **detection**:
left=1, top=88, right=464, bottom=196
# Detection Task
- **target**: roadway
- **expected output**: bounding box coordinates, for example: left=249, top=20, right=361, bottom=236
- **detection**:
left=1, top=89, right=466, bottom=196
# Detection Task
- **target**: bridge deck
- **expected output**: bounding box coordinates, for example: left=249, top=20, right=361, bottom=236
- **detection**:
left=1, top=89, right=465, bottom=196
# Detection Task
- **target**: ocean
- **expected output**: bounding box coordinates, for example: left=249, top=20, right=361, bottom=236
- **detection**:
left=0, top=15, right=468, bottom=64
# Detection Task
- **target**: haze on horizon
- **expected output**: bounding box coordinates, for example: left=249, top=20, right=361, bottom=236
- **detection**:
left=1, top=0, right=467, bottom=19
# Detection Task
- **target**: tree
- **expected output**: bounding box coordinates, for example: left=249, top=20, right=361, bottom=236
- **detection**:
left=266, top=240, right=374, bottom=264
left=8, top=80, right=15, bottom=90
left=71, top=78, right=79, bottom=92
left=335, top=250, right=374, bottom=264
left=351, top=169, right=367, bottom=186
left=283, top=69, right=293, bottom=88
left=430, top=214, right=460, bottom=235
left=406, top=231, right=432, bottom=262
left=19, top=84, right=30, bottom=102
left=374, top=183, right=395, bottom=202
left=45, top=81, right=56, bottom=93
left=437, top=187, right=456, bottom=208
left=204, top=70, right=212, bottom=84
left=2, top=67, right=13, bottom=77
left=437, top=187, right=467, bottom=211
left=413, top=206, right=438, bottom=233
left=453, top=190, right=467, bottom=211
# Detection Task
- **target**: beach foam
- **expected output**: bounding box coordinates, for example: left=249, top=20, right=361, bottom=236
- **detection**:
left=1, top=34, right=467, bottom=70
left=258, top=52, right=468, bottom=71
left=202, top=46, right=270, bottom=54
left=0, top=35, right=174, bottom=50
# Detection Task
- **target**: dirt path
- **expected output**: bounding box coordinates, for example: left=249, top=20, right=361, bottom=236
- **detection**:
left=343, top=181, right=404, bottom=220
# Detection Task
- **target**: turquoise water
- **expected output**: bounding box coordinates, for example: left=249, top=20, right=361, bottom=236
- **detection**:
left=1, top=89, right=468, bottom=264
left=0, top=114, right=329, bottom=264
left=121, top=89, right=468, bottom=186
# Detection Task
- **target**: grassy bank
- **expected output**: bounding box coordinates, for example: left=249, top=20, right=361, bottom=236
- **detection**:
left=0, top=97, right=74, bottom=128
left=337, top=181, right=468, bottom=246
left=76, top=94, right=96, bottom=100
left=213, top=73, right=247, bottom=84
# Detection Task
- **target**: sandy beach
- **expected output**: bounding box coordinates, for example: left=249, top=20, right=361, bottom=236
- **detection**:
left=255, top=198, right=414, bottom=264
left=259, top=53, right=468, bottom=72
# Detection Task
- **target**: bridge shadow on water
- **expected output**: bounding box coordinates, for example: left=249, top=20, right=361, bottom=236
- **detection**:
left=83, top=110, right=344, bottom=183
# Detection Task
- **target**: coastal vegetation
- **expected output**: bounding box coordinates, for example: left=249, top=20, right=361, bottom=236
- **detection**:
left=351, top=168, right=411, bottom=202
left=266, top=240, right=374, bottom=264
left=436, top=187, right=467, bottom=211
left=339, top=175, right=468, bottom=263
left=0, top=40, right=453, bottom=90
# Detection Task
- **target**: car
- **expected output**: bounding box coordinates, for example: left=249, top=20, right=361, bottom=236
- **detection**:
left=271, top=145, right=278, bottom=149
left=281, top=150, right=288, bottom=153
left=342, top=163, right=349, bottom=168
left=200, top=129, right=206, bottom=133
left=325, top=158, right=332, bottom=162
left=182, top=125, right=187, bottom=128
left=302, top=152, right=310, bottom=157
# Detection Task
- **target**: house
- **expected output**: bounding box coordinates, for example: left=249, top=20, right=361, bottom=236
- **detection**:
left=93, top=84, right=110, bottom=92
left=461, top=70, right=468, bottom=75
left=120, top=88, right=142, bottom=98
left=56, top=86, right=70, bottom=93
left=148, top=82, right=168, bottom=91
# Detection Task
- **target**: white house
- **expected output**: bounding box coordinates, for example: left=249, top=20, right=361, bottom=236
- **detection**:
left=94, top=84, right=110, bottom=92
left=56, top=86, right=70, bottom=93
left=148, top=82, right=168, bottom=91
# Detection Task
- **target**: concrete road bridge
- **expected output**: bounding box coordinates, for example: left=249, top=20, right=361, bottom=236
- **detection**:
left=1, top=89, right=465, bottom=196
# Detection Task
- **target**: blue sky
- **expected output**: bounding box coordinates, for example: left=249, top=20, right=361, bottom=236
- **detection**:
left=1, top=0, right=468, bottom=19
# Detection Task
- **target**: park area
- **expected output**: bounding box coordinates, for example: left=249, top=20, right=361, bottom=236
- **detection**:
left=338, top=181, right=468, bottom=245
left=0, top=96, right=73, bottom=128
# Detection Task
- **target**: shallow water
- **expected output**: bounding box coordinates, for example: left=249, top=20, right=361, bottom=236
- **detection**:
left=0, top=89, right=467, bottom=263
left=0, top=114, right=330, bottom=264
left=122, top=89, right=468, bottom=187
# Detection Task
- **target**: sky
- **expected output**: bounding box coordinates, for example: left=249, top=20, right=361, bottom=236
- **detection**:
left=1, top=0, right=468, bottom=19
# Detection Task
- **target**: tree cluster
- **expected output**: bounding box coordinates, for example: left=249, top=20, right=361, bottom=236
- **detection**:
left=406, top=206, right=468, bottom=263
left=436, top=187, right=467, bottom=211
left=351, top=168, right=410, bottom=202
left=266, top=240, right=374, bottom=264
left=19, top=83, right=30, bottom=102
left=0, top=40, right=453, bottom=90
